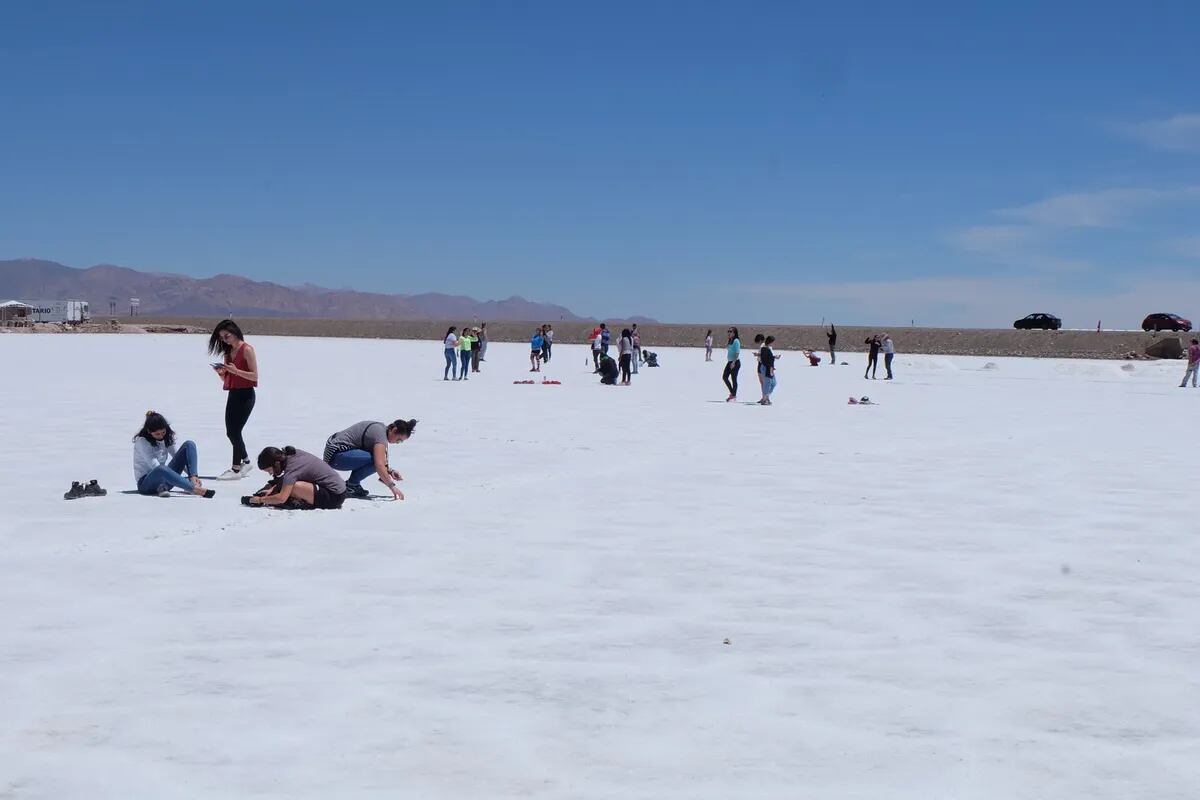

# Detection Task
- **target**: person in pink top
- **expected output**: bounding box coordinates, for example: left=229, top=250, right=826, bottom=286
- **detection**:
left=1181, top=338, right=1200, bottom=388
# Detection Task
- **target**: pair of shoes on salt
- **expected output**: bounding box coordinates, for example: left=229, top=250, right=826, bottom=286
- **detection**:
left=64, top=479, right=107, bottom=500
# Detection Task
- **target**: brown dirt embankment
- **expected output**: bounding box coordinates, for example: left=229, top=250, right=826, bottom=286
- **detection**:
left=116, top=316, right=1188, bottom=360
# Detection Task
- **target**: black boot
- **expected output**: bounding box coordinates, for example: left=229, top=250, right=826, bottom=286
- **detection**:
left=84, top=479, right=107, bottom=497
left=64, top=481, right=87, bottom=500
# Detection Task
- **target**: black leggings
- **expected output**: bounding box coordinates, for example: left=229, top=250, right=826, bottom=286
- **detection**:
left=723, top=359, right=741, bottom=397
left=619, top=353, right=631, bottom=382
left=225, top=388, right=256, bottom=465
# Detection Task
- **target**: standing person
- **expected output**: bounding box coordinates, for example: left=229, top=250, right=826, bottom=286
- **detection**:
left=471, top=328, right=482, bottom=373
left=246, top=446, right=347, bottom=510
left=443, top=326, right=459, bottom=380
left=209, top=319, right=258, bottom=480
left=827, top=323, right=837, bottom=365
left=323, top=418, right=415, bottom=499
left=882, top=333, right=895, bottom=380
left=1182, top=338, right=1200, bottom=387
left=600, top=323, right=610, bottom=356
left=865, top=335, right=881, bottom=380
left=132, top=411, right=215, bottom=497
left=530, top=328, right=544, bottom=372
left=592, top=327, right=603, bottom=372
left=618, top=328, right=633, bottom=385
left=479, top=323, right=489, bottom=362
left=630, top=324, right=641, bottom=375
left=458, top=327, right=475, bottom=381
left=542, top=324, right=553, bottom=362
left=759, top=335, right=778, bottom=405
left=752, top=334, right=766, bottom=398
left=723, top=327, right=742, bottom=402
left=704, top=330, right=714, bottom=361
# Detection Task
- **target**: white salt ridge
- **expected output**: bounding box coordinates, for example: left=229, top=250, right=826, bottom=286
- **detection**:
left=1, top=335, right=1197, bottom=799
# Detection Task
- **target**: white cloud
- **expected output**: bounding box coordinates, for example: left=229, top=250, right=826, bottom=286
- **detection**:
left=998, top=188, right=1175, bottom=228
left=946, top=225, right=1035, bottom=254
left=1119, top=113, right=1200, bottom=153
left=1166, top=236, right=1200, bottom=259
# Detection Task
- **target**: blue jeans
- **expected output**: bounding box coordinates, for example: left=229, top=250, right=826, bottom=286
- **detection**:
left=444, top=348, right=457, bottom=379
left=138, top=440, right=199, bottom=494
left=763, top=374, right=777, bottom=397
left=329, top=449, right=375, bottom=486
left=459, top=350, right=472, bottom=378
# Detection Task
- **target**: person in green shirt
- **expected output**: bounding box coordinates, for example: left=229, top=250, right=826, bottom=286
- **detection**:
left=458, top=328, right=475, bottom=380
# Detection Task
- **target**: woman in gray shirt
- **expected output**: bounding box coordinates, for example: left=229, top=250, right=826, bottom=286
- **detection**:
left=322, top=419, right=417, bottom=499
left=245, top=446, right=347, bottom=510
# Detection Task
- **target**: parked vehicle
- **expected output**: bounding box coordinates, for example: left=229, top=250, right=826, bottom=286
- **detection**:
left=1141, top=313, right=1192, bottom=332
left=1013, top=313, right=1062, bottom=330
left=28, top=299, right=90, bottom=324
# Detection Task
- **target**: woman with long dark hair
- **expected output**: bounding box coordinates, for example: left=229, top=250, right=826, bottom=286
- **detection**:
left=723, top=326, right=741, bottom=401
left=132, top=411, right=215, bottom=497
left=618, top=328, right=634, bottom=385
left=244, top=446, right=347, bottom=510
left=443, top=326, right=459, bottom=380
left=323, top=418, right=416, bottom=500
left=208, top=319, right=258, bottom=479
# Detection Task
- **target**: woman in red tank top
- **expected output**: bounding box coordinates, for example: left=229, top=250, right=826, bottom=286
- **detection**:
left=208, top=320, right=259, bottom=479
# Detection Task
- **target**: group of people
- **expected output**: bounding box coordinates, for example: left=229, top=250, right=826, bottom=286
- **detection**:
left=436, top=321, right=660, bottom=384
left=715, top=325, right=898, bottom=403
left=530, top=324, right=554, bottom=371
left=131, top=318, right=417, bottom=510
left=864, top=333, right=896, bottom=380
left=719, top=328, right=780, bottom=404
left=133, top=411, right=416, bottom=509
left=443, top=324, right=488, bottom=380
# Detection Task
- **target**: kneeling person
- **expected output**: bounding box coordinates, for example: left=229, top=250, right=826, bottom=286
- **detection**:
left=246, top=446, right=346, bottom=509
left=323, top=419, right=416, bottom=499
left=598, top=353, right=619, bottom=385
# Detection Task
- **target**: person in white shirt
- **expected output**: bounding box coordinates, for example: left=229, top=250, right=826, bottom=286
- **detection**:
left=882, top=334, right=896, bottom=380
left=132, top=411, right=215, bottom=497
left=705, top=330, right=714, bottom=361
left=443, top=326, right=459, bottom=380
left=592, top=329, right=603, bottom=372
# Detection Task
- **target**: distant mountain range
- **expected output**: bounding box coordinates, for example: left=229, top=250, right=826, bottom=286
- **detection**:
left=0, top=259, right=624, bottom=322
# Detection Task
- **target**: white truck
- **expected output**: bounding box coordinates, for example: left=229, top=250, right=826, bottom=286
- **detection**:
left=28, top=300, right=91, bottom=324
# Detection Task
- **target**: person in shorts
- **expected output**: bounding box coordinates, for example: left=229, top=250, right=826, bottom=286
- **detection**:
left=245, top=446, right=347, bottom=509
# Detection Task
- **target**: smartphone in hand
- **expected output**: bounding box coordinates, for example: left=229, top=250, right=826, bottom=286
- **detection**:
left=211, top=363, right=224, bottom=370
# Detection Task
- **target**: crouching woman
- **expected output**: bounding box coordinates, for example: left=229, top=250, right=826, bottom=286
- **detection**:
left=133, top=411, right=215, bottom=498
left=245, top=446, right=347, bottom=510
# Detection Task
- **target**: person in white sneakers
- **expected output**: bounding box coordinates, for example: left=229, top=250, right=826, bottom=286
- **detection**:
left=208, top=319, right=258, bottom=479
left=1181, top=338, right=1200, bottom=388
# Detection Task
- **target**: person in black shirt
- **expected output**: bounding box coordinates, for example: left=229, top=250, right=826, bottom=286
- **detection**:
left=759, top=335, right=778, bottom=405
left=865, top=335, right=881, bottom=379
left=598, top=353, right=619, bottom=385
left=827, top=323, right=837, bottom=365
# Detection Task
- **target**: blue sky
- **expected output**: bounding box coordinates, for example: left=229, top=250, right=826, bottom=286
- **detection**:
left=2, top=0, right=1198, bottom=326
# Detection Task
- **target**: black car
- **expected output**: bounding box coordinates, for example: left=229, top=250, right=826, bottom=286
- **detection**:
left=1013, top=313, right=1062, bottom=330
left=1142, top=313, right=1192, bottom=332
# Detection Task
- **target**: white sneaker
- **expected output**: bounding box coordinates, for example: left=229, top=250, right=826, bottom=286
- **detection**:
left=217, top=467, right=244, bottom=481
left=157, top=487, right=172, bottom=497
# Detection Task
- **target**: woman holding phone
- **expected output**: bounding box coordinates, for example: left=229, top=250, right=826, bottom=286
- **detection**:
left=208, top=319, right=259, bottom=479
